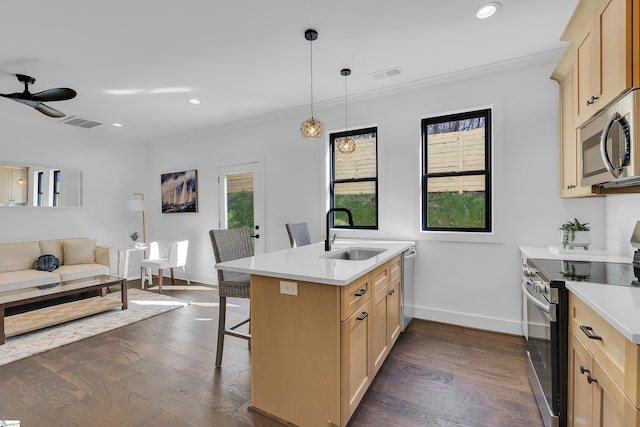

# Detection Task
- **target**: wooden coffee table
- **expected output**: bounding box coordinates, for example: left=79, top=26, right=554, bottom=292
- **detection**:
left=0, top=275, right=127, bottom=344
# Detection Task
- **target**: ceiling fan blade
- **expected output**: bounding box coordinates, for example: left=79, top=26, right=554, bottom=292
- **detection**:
left=30, top=88, right=77, bottom=102
left=33, top=102, right=66, bottom=118
left=2, top=96, right=66, bottom=118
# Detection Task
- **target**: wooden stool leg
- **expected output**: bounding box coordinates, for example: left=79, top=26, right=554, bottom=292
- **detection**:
left=170, top=268, right=175, bottom=284
left=215, top=296, right=227, bottom=368
left=158, top=268, right=163, bottom=293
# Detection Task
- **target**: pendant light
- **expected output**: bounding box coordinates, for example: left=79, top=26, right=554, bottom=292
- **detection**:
left=336, top=68, right=356, bottom=154
left=300, top=29, right=323, bottom=139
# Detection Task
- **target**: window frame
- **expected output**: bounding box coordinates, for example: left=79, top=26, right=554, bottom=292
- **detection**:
left=421, top=108, right=492, bottom=233
left=329, top=126, right=379, bottom=230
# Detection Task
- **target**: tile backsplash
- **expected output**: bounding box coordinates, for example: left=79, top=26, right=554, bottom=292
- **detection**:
left=605, top=194, right=640, bottom=257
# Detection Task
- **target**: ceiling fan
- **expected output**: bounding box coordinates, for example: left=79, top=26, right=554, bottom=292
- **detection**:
left=0, top=73, right=76, bottom=118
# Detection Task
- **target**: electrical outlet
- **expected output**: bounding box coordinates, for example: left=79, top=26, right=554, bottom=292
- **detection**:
left=280, top=281, right=298, bottom=296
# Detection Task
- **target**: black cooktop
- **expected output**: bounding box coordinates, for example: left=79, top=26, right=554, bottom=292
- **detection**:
left=529, top=258, right=640, bottom=286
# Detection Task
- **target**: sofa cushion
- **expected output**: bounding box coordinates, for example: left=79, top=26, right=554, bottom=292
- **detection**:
left=0, top=241, right=42, bottom=273
left=63, top=238, right=97, bottom=265
left=0, top=269, right=60, bottom=292
left=55, top=263, right=109, bottom=282
left=39, top=239, right=65, bottom=264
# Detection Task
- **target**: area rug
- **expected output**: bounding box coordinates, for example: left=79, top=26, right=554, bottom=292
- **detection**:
left=0, top=289, right=189, bottom=367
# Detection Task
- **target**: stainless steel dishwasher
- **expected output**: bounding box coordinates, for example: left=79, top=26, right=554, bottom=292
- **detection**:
left=402, top=246, right=416, bottom=330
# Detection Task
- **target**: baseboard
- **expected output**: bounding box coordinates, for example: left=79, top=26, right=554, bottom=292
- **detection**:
left=413, top=305, right=523, bottom=336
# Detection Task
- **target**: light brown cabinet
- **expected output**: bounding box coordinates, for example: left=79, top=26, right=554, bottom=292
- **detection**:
left=568, top=293, right=640, bottom=426
left=552, top=0, right=639, bottom=197
left=250, top=255, right=403, bottom=427
left=554, top=54, right=596, bottom=198
left=0, top=166, right=28, bottom=205
left=573, top=0, right=636, bottom=126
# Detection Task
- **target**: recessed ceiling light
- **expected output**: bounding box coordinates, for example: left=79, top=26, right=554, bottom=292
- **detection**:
left=189, top=98, right=201, bottom=105
left=112, top=123, right=123, bottom=127
left=476, top=2, right=501, bottom=19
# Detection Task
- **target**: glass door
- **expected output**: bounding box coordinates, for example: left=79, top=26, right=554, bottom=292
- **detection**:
left=218, top=161, right=265, bottom=255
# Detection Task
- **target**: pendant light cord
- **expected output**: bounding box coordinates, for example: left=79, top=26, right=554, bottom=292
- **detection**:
left=310, top=40, right=314, bottom=119
left=344, top=74, right=348, bottom=129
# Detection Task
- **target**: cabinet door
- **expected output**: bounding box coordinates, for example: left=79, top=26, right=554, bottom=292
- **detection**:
left=575, top=18, right=597, bottom=125
left=387, top=277, right=402, bottom=346
left=596, top=0, right=629, bottom=108
left=371, top=285, right=389, bottom=376
left=560, top=73, right=578, bottom=197
left=0, top=168, right=11, bottom=203
left=341, top=299, right=372, bottom=423
left=568, top=331, right=594, bottom=427
left=592, top=361, right=625, bottom=427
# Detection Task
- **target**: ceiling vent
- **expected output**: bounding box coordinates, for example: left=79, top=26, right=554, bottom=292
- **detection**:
left=60, top=116, right=102, bottom=129
left=369, top=66, right=403, bottom=80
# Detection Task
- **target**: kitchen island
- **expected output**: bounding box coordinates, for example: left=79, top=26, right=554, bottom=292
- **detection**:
left=216, top=240, right=413, bottom=427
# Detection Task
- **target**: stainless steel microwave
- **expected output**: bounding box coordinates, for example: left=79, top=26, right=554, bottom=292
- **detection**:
left=580, top=88, right=640, bottom=188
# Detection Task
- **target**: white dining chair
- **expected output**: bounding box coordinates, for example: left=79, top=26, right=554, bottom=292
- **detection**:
left=140, top=240, right=190, bottom=292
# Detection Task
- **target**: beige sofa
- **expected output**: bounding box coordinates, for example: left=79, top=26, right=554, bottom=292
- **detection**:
left=0, top=238, right=118, bottom=305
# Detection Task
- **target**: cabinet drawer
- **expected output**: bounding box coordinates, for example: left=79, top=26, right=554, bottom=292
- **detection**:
left=371, top=262, right=390, bottom=296
left=569, top=293, right=640, bottom=407
left=342, top=273, right=371, bottom=320
left=389, top=255, right=401, bottom=282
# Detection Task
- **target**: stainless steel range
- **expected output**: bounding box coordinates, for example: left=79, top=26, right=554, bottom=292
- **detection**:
left=521, top=257, right=638, bottom=427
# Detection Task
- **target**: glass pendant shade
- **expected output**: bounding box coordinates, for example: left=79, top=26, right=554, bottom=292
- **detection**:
left=336, top=137, right=356, bottom=154
left=301, top=118, right=323, bottom=139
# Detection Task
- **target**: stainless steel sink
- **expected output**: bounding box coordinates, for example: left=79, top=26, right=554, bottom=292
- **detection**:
left=320, top=247, right=386, bottom=261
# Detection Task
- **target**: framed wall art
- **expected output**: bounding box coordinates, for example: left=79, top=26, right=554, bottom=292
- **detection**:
left=160, top=169, right=198, bottom=213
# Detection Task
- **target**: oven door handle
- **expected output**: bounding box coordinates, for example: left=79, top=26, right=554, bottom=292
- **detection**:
left=522, top=282, right=551, bottom=316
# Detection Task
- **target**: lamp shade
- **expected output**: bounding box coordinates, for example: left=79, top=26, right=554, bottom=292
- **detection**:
left=126, top=199, right=144, bottom=212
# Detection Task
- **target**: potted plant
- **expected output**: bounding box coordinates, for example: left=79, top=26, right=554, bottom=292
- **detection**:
left=560, top=218, right=591, bottom=249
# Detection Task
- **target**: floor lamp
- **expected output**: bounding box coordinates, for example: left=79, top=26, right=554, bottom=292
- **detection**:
left=126, top=193, right=147, bottom=243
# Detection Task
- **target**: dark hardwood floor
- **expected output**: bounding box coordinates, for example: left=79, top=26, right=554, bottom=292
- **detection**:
left=0, top=280, right=543, bottom=427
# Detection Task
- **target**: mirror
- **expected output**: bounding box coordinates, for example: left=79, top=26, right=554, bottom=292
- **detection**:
left=0, top=163, right=83, bottom=208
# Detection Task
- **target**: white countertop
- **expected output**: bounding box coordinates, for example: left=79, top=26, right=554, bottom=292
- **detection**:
left=519, top=246, right=632, bottom=263
left=567, top=281, right=640, bottom=344
left=215, top=239, right=414, bottom=286
left=521, top=246, right=640, bottom=344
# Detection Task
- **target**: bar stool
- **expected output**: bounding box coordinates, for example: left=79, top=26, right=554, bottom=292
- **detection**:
left=209, top=227, right=252, bottom=368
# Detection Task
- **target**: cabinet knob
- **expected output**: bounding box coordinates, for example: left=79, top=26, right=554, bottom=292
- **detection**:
left=387, top=289, right=395, bottom=296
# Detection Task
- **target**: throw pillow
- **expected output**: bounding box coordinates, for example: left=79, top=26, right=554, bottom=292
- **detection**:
left=63, top=238, right=97, bottom=265
left=33, top=254, right=61, bottom=272
left=39, top=239, right=65, bottom=264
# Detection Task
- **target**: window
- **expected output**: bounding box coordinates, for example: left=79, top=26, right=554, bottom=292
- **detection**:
left=329, top=127, right=378, bottom=229
left=421, top=109, right=491, bottom=232
left=36, top=171, right=43, bottom=206
left=52, top=169, right=61, bottom=207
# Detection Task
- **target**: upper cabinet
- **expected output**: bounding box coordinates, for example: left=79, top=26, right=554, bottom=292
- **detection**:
left=554, top=53, right=597, bottom=198
left=552, top=0, right=639, bottom=197
left=570, top=0, right=639, bottom=126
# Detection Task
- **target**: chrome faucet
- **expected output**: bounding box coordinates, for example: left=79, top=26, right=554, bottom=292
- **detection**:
left=325, top=208, right=354, bottom=251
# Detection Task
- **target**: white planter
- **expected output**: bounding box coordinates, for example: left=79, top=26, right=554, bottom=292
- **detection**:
left=562, top=230, right=591, bottom=250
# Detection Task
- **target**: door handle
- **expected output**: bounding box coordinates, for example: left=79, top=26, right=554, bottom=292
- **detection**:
left=250, top=234, right=260, bottom=239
